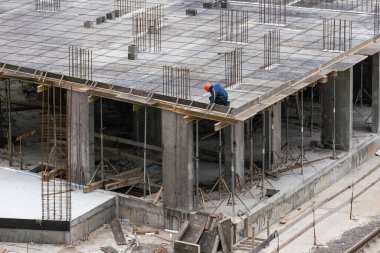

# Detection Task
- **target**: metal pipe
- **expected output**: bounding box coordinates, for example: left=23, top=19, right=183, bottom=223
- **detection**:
left=262, top=112, right=266, bottom=198
left=143, top=106, right=147, bottom=197
left=301, top=90, right=304, bottom=175
left=250, top=118, right=254, bottom=185
left=332, top=76, right=337, bottom=159
left=100, top=98, right=104, bottom=182
left=310, top=86, right=314, bottom=137
left=218, top=130, right=222, bottom=200
left=231, top=124, right=235, bottom=216
left=195, top=119, right=199, bottom=210
left=7, top=79, right=12, bottom=166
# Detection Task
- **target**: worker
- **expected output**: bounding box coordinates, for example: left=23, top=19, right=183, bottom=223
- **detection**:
left=204, top=83, right=229, bottom=106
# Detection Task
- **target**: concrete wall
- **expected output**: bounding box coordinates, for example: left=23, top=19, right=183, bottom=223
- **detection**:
left=240, top=135, right=380, bottom=240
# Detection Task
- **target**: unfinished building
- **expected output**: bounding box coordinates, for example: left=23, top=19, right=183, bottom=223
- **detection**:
left=1, top=0, right=380, bottom=251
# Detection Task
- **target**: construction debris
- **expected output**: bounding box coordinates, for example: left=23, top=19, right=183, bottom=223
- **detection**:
left=110, top=220, right=127, bottom=245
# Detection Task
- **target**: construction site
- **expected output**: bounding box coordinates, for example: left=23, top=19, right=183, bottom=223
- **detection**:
left=1, top=0, right=380, bottom=252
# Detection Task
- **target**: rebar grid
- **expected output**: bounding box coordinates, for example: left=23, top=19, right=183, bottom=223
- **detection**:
left=133, top=4, right=163, bottom=52
left=114, top=0, right=146, bottom=17
left=68, top=46, right=93, bottom=80
left=291, top=0, right=380, bottom=13
left=259, top=0, right=287, bottom=25
left=225, top=48, right=243, bottom=88
left=41, top=87, right=72, bottom=221
left=35, top=0, right=60, bottom=12
left=220, top=9, right=249, bottom=43
left=162, top=65, right=191, bottom=99
left=264, top=29, right=281, bottom=69
left=323, top=18, right=352, bottom=52
left=375, top=4, right=380, bottom=35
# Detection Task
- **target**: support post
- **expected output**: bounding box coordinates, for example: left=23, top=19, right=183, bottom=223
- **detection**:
left=265, top=103, right=282, bottom=171
left=162, top=110, right=194, bottom=211
left=321, top=68, right=353, bottom=152
left=195, top=119, right=199, bottom=210
left=224, top=122, right=244, bottom=184
left=372, top=53, right=380, bottom=133
left=6, top=79, right=12, bottom=167
left=143, top=107, right=147, bottom=197
left=67, top=91, right=95, bottom=185
left=301, top=90, right=304, bottom=175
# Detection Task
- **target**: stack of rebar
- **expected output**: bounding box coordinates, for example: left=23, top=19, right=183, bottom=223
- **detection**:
left=35, top=0, right=60, bottom=12
left=41, top=87, right=72, bottom=221
left=114, top=0, right=146, bottom=17
left=322, top=18, right=352, bottom=52
left=259, top=0, right=286, bottom=25
left=264, top=29, right=281, bottom=69
left=220, top=9, right=249, bottom=43
left=225, top=48, right=243, bottom=88
left=162, top=65, right=191, bottom=100
left=132, top=5, right=163, bottom=52
left=68, top=46, right=93, bottom=80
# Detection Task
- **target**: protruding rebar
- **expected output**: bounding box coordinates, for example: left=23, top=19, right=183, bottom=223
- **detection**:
left=162, top=65, right=191, bottom=99
left=220, top=9, right=249, bottom=43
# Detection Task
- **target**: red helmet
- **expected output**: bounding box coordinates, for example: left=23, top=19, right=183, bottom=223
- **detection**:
left=204, top=83, right=211, bottom=92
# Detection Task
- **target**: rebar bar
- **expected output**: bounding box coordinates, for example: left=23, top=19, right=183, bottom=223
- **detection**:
left=133, top=5, right=163, bottom=52
left=41, top=86, right=71, bottom=221
left=225, top=48, right=243, bottom=88
left=68, top=46, right=93, bottom=80
left=259, top=0, right=286, bottom=25
left=323, top=18, right=353, bottom=52
left=162, top=65, right=191, bottom=99
left=220, top=9, right=249, bottom=43
left=35, top=0, right=60, bottom=12
left=264, top=29, right=281, bottom=69
left=114, top=0, right=146, bottom=17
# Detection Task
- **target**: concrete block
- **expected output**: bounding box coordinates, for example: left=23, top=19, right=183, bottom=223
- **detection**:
left=106, top=12, right=115, bottom=20
left=186, top=9, right=198, bottom=16
left=113, top=10, right=120, bottom=18
left=84, top=21, right=93, bottom=28
left=218, top=218, right=232, bottom=253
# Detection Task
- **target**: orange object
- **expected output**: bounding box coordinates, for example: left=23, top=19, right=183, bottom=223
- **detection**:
left=204, top=82, right=211, bottom=92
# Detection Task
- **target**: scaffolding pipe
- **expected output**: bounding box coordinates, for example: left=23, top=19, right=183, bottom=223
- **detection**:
left=310, top=86, right=314, bottom=137
left=262, top=112, right=266, bottom=198
left=231, top=124, right=236, bottom=216
left=100, top=98, right=104, bottom=182
left=143, top=107, right=147, bottom=197
left=6, top=79, right=12, bottom=167
left=218, top=130, right=222, bottom=200
left=332, top=75, right=337, bottom=159
left=195, top=119, right=199, bottom=210
left=301, top=90, right=304, bottom=175
left=286, top=97, right=289, bottom=163
left=250, top=118, right=254, bottom=185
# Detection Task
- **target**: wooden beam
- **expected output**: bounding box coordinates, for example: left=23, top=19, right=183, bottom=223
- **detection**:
left=37, top=84, right=48, bottom=93
left=133, top=104, right=144, bottom=111
left=88, top=95, right=98, bottom=103
left=105, top=176, right=142, bottom=191
left=214, top=122, right=230, bottom=132
left=183, top=115, right=196, bottom=123
left=95, top=133, right=162, bottom=152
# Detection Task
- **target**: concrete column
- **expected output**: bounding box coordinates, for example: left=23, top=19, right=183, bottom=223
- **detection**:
left=264, top=103, right=281, bottom=171
left=321, top=68, right=353, bottom=151
left=67, top=91, right=95, bottom=185
left=224, top=122, right=245, bottom=183
left=162, top=110, right=194, bottom=211
left=372, top=53, right=380, bottom=133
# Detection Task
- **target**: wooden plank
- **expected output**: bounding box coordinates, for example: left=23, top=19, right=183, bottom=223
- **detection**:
left=181, top=224, right=204, bottom=244
left=136, top=228, right=160, bottom=235
left=95, top=133, right=162, bottom=152
left=174, top=241, right=200, bottom=253
left=218, top=218, right=232, bottom=253
left=177, top=220, right=190, bottom=240
left=153, top=186, right=163, bottom=205
left=105, top=176, right=142, bottom=191
left=84, top=179, right=111, bottom=193
left=100, top=146, right=162, bottom=165
left=110, top=220, right=126, bottom=245
left=214, top=122, right=230, bottom=132
left=42, top=169, right=65, bottom=181
left=198, top=231, right=218, bottom=253
left=100, top=246, right=118, bottom=253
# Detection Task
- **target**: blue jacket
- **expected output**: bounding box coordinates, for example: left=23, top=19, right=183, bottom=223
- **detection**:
left=209, top=83, right=228, bottom=105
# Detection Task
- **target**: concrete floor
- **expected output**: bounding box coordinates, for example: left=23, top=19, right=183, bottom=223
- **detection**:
left=0, top=167, right=114, bottom=220
left=254, top=155, right=380, bottom=253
